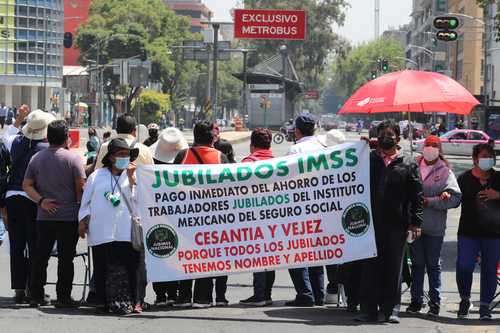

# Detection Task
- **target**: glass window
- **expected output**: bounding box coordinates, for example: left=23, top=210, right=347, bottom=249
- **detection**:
left=16, top=52, right=27, bottom=62
left=17, top=64, right=27, bottom=74
left=18, top=17, right=28, bottom=27
left=16, top=29, right=28, bottom=39
left=28, top=6, right=37, bottom=16
left=28, top=53, right=36, bottom=63
left=36, top=65, right=43, bottom=75
left=28, top=30, right=36, bottom=40
left=16, top=42, right=28, bottom=51
left=37, top=19, right=44, bottom=29
left=449, top=132, right=467, bottom=140
left=17, top=6, right=28, bottom=16
left=28, top=64, right=36, bottom=74
left=37, top=54, right=43, bottom=63
left=469, top=132, right=486, bottom=141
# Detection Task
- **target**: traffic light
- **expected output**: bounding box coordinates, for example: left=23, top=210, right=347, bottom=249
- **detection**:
left=436, top=30, right=458, bottom=42
left=63, top=32, right=73, bottom=49
left=381, top=59, right=389, bottom=72
left=370, top=71, right=377, bottom=80
left=433, top=17, right=459, bottom=30
left=433, top=16, right=459, bottom=43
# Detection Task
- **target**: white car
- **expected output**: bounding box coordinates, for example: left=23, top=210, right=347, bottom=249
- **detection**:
left=412, top=129, right=500, bottom=156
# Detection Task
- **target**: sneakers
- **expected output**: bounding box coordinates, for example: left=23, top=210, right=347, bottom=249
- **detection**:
left=427, top=303, right=440, bottom=317
left=240, top=296, right=267, bottom=306
left=215, top=299, right=229, bottom=307
left=54, top=297, right=80, bottom=309
left=387, top=312, right=400, bottom=324
left=133, top=303, right=143, bottom=314
left=324, top=293, right=338, bottom=305
left=192, top=300, right=212, bottom=308
left=479, top=305, right=492, bottom=321
left=405, top=302, right=423, bottom=314
left=315, top=299, right=325, bottom=306
left=173, top=298, right=192, bottom=308
left=457, top=299, right=473, bottom=319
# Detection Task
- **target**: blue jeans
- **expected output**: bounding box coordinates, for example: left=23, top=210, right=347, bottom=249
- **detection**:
left=288, top=266, right=324, bottom=303
left=253, top=271, right=275, bottom=301
left=409, top=234, right=444, bottom=305
left=0, top=218, right=5, bottom=242
left=456, top=236, right=500, bottom=306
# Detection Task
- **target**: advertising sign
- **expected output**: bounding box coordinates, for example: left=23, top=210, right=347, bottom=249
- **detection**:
left=234, top=9, right=307, bottom=40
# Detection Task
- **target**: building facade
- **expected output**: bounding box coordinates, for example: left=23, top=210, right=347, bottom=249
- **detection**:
left=0, top=0, right=64, bottom=110
left=447, top=0, right=483, bottom=95
left=63, top=0, right=90, bottom=66
left=164, top=0, right=212, bottom=34
left=407, top=0, right=448, bottom=72
left=382, top=25, right=410, bottom=50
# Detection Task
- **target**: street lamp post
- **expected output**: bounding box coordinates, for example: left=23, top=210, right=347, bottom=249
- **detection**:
left=42, top=17, right=47, bottom=111
left=280, top=45, right=288, bottom=128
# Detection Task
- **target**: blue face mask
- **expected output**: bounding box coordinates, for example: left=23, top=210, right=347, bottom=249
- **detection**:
left=114, top=157, right=130, bottom=170
left=478, top=158, right=495, bottom=171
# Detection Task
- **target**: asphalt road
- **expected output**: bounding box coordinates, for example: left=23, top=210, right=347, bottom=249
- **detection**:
left=0, top=130, right=498, bottom=333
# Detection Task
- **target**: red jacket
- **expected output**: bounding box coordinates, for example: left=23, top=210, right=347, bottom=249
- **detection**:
left=241, top=149, right=274, bottom=162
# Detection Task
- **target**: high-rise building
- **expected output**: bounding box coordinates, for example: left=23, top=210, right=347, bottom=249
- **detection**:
left=64, top=0, right=90, bottom=66
left=0, top=0, right=64, bottom=110
left=164, top=0, right=212, bottom=34
left=407, top=0, right=448, bottom=72
left=447, top=0, right=483, bottom=95
left=382, top=25, right=410, bottom=49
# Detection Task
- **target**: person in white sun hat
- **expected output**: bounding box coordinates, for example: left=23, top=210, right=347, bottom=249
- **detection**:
left=317, top=129, right=346, bottom=147
left=148, top=127, right=188, bottom=306
left=150, top=127, right=189, bottom=164
left=1, top=106, right=55, bottom=305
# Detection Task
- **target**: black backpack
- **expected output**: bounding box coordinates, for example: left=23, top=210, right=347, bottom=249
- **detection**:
left=0, top=141, right=10, bottom=207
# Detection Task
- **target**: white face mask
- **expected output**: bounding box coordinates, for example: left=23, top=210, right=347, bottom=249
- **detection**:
left=478, top=158, right=495, bottom=171
left=422, top=146, right=440, bottom=162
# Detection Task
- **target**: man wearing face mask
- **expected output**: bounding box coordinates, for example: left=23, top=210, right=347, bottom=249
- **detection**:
left=356, top=120, right=424, bottom=323
left=406, top=136, right=461, bottom=317
left=456, top=143, right=500, bottom=321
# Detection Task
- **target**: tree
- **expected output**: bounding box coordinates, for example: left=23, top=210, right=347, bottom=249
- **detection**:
left=243, top=0, right=349, bottom=89
left=76, top=0, right=198, bottom=121
left=329, top=38, right=405, bottom=98
left=138, top=89, right=171, bottom=124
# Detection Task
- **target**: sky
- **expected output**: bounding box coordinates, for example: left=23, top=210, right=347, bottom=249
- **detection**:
left=203, top=0, right=413, bottom=45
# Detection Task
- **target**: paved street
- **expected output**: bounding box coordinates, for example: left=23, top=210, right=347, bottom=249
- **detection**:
left=0, top=130, right=498, bottom=333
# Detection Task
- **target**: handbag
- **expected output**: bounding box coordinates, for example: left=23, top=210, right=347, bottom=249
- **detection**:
left=116, top=180, right=144, bottom=251
left=476, top=197, right=500, bottom=234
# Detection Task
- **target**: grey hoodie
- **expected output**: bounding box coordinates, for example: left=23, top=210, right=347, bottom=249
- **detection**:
left=418, top=157, right=462, bottom=237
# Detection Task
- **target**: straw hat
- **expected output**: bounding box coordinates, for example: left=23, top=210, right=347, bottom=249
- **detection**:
left=22, top=109, right=56, bottom=141
left=318, top=129, right=346, bottom=147
left=150, top=127, right=188, bottom=163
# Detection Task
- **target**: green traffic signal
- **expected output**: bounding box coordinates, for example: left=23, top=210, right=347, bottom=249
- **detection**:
left=371, top=71, right=377, bottom=80
left=436, top=30, right=458, bottom=42
left=433, top=16, right=460, bottom=30
left=382, top=59, right=389, bottom=72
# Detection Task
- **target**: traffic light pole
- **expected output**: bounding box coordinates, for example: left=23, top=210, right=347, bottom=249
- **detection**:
left=212, top=24, right=220, bottom=122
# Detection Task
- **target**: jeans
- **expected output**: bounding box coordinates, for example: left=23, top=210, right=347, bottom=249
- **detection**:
left=6, top=196, right=37, bottom=290
left=326, top=265, right=340, bottom=294
left=456, top=236, right=500, bottom=306
left=30, top=220, right=79, bottom=301
left=288, top=266, right=324, bottom=303
left=409, top=234, right=444, bottom=305
left=254, top=271, right=275, bottom=301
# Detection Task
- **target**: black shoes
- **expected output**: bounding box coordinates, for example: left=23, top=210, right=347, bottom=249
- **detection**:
left=284, top=299, right=314, bottom=307
left=54, top=297, right=80, bottom=309
left=457, top=299, right=473, bottom=319
left=479, top=305, right=492, bottom=321
left=354, top=312, right=379, bottom=322
left=427, top=302, right=440, bottom=317
left=406, top=302, right=423, bottom=314
left=29, top=294, right=51, bottom=308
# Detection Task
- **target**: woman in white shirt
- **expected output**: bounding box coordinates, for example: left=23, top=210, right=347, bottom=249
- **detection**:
left=78, top=138, right=139, bottom=315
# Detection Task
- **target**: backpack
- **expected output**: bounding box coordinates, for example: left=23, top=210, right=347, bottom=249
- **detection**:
left=0, top=141, right=11, bottom=207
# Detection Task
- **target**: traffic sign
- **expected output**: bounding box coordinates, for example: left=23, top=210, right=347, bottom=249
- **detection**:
left=182, top=41, right=231, bottom=61
left=234, top=9, right=307, bottom=40
left=249, top=84, right=281, bottom=91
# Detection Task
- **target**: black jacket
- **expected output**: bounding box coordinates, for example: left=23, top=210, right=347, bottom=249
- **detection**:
left=370, top=150, right=424, bottom=232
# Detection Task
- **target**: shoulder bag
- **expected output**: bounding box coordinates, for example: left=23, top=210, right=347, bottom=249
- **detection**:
left=116, top=179, right=144, bottom=251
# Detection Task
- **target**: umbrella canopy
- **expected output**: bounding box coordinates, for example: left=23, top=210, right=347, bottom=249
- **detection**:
left=75, top=102, right=88, bottom=108
left=339, top=70, right=481, bottom=115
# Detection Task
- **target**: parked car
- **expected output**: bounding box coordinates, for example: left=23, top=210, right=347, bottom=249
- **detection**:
left=412, top=129, right=500, bottom=156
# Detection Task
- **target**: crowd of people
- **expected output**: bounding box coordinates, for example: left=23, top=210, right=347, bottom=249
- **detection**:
left=0, top=106, right=498, bottom=322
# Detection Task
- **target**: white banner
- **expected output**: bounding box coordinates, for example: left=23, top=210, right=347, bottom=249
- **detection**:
left=137, top=141, right=377, bottom=282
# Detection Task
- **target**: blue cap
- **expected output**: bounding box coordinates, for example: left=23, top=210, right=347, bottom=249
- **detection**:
left=295, top=113, right=316, bottom=128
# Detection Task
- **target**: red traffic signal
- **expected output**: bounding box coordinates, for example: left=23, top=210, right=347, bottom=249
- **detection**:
left=436, top=30, right=458, bottom=42
left=433, top=17, right=460, bottom=30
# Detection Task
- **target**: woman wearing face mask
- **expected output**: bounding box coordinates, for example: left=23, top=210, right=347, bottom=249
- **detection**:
left=456, top=143, right=500, bottom=321
left=406, top=136, right=461, bottom=317
left=78, top=138, right=140, bottom=315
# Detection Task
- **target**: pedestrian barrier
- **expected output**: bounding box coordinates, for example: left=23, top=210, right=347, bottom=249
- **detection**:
left=47, top=248, right=90, bottom=303
left=491, top=260, right=500, bottom=310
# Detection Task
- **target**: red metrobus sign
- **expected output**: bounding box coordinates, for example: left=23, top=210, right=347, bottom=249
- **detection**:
left=234, top=9, right=307, bottom=40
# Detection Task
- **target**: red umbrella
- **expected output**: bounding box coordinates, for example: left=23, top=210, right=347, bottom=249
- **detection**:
left=339, top=70, right=481, bottom=115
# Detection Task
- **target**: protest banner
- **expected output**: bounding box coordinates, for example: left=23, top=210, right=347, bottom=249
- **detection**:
left=137, top=141, right=376, bottom=282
